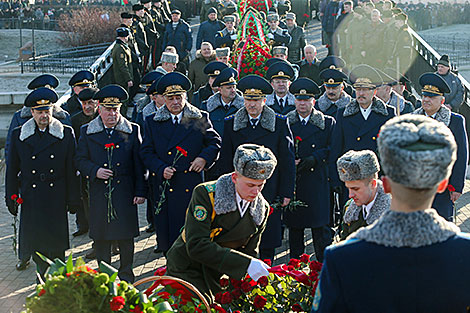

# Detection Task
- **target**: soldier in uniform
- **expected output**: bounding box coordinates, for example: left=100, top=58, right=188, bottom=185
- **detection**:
left=136, top=72, right=165, bottom=127
left=166, top=144, right=275, bottom=301
left=111, top=27, right=134, bottom=114
left=265, top=61, right=296, bottom=116
left=141, top=0, right=159, bottom=71
left=285, top=12, right=306, bottom=63
left=214, top=15, right=237, bottom=49
left=120, top=12, right=142, bottom=102
left=192, top=61, right=228, bottom=109
left=316, top=67, right=352, bottom=117
left=217, top=0, right=236, bottom=18
left=131, top=5, right=150, bottom=74
left=5, top=74, right=71, bottom=272
left=75, top=85, right=146, bottom=283
left=219, top=75, right=296, bottom=261
left=162, top=10, right=193, bottom=70
left=196, top=7, right=225, bottom=50
left=412, top=73, right=468, bottom=220
left=215, top=47, right=231, bottom=65
left=284, top=78, right=335, bottom=262
left=64, top=70, right=95, bottom=116
left=200, top=0, right=220, bottom=23
left=317, top=56, right=354, bottom=97
left=336, top=150, right=391, bottom=240
left=312, top=115, right=470, bottom=312
left=375, top=70, right=414, bottom=115
left=329, top=65, right=395, bottom=207
left=266, top=13, right=292, bottom=49
left=156, top=51, right=179, bottom=74
left=6, top=88, right=80, bottom=278
left=150, top=0, right=169, bottom=68
left=140, top=72, right=221, bottom=255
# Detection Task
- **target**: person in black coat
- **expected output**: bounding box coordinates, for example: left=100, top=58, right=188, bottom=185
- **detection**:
left=284, top=78, right=335, bottom=262
left=192, top=61, right=227, bottom=109
left=214, top=14, right=237, bottom=48
left=140, top=72, right=221, bottom=254
left=162, top=10, right=193, bottom=68
left=266, top=13, right=292, bottom=49
left=315, top=68, right=352, bottom=117
left=285, top=12, right=306, bottom=63
left=265, top=61, right=297, bottom=116
left=218, top=75, right=296, bottom=261
left=196, top=7, right=225, bottom=50
left=75, top=85, right=147, bottom=283
left=6, top=88, right=80, bottom=279
left=297, top=45, right=322, bottom=85
left=63, top=70, right=95, bottom=116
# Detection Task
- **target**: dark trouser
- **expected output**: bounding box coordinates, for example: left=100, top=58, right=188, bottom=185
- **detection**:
left=95, top=239, right=135, bottom=283
left=33, top=249, right=65, bottom=281
left=260, top=248, right=275, bottom=262
left=75, top=177, right=89, bottom=231
left=289, top=226, right=332, bottom=263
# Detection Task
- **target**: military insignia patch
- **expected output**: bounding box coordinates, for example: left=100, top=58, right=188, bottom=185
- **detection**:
left=120, top=53, right=124, bottom=58
left=194, top=206, right=208, bottom=221
left=312, top=281, right=321, bottom=310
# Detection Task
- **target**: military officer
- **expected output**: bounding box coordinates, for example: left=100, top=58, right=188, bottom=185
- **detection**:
left=312, top=115, right=470, bottom=312
left=75, top=85, right=147, bottom=283
left=192, top=61, right=228, bottom=109
left=140, top=72, right=221, bottom=254
left=63, top=70, right=95, bottom=116
left=5, top=74, right=71, bottom=272
left=284, top=78, right=335, bottom=262
left=214, top=15, right=237, bottom=49
left=166, top=144, right=275, bottom=301
left=265, top=61, right=296, bottom=116
left=134, top=70, right=164, bottom=122
left=111, top=27, right=134, bottom=114
left=316, top=68, right=352, bottom=117
left=135, top=72, right=165, bottom=127
left=266, top=13, right=292, bottom=49
left=412, top=73, right=468, bottom=220
left=219, top=75, right=296, bottom=261
left=131, top=4, right=150, bottom=73
left=156, top=51, right=179, bottom=74
left=217, top=0, right=236, bottom=18
left=336, top=150, right=390, bottom=240
left=6, top=88, right=80, bottom=278
left=329, top=65, right=395, bottom=206
left=317, top=56, right=354, bottom=97
left=375, top=70, right=415, bottom=115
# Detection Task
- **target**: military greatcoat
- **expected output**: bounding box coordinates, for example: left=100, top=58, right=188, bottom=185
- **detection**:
left=284, top=109, right=335, bottom=229
left=265, top=92, right=297, bottom=116
left=6, top=118, right=80, bottom=256
left=166, top=175, right=270, bottom=301
left=140, top=103, right=221, bottom=252
left=75, top=116, right=146, bottom=240
left=219, top=105, right=295, bottom=249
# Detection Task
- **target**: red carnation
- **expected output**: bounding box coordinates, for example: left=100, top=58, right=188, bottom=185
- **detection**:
left=264, top=66, right=269, bottom=71
left=295, top=136, right=303, bottom=142
left=215, top=292, right=223, bottom=303
left=109, top=296, right=125, bottom=311
left=287, top=265, right=295, bottom=271
left=288, top=258, right=301, bottom=268
left=448, top=184, right=456, bottom=192
left=244, top=68, right=249, bottom=74
left=303, top=13, right=310, bottom=18
left=249, top=68, right=254, bottom=73
left=269, top=206, right=274, bottom=215
left=258, top=276, right=269, bottom=287
left=253, top=295, right=267, bottom=309
left=130, top=306, right=143, bottom=313
left=16, top=198, right=24, bottom=205
left=104, top=143, right=115, bottom=149
left=288, top=269, right=312, bottom=286
left=220, top=291, right=233, bottom=304
left=154, top=266, right=167, bottom=276
left=220, top=278, right=229, bottom=287
left=176, top=146, right=188, bottom=157
left=255, top=70, right=260, bottom=75
left=11, top=194, right=18, bottom=201
left=231, top=288, right=242, bottom=299
left=230, top=278, right=242, bottom=289
left=263, top=258, right=272, bottom=267
left=38, top=289, right=46, bottom=296
left=242, top=63, right=247, bottom=68
left=211, top=304, right=227, bottom=313
left=292, top=303, right=302, bottom=312
left=309, top=260, right=323, bottom=272
left=241, top=280, right=252, bottom=293
left=300, top=253, right=310, bottom=263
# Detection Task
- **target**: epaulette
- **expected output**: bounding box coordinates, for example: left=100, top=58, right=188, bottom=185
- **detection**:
left=224, top=114, right=236, bottom=121
left=204, top=182, right=216, bottom=194
left=275, top=113, right=287, bottom=120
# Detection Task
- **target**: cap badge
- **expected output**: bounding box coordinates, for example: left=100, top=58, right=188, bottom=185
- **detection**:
left=299, top=89, right=307, bottom=94
left=214, top=70, right=220, bottom=75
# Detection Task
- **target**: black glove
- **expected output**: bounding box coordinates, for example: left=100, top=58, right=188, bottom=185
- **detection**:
left=297, top=156, right=317, bottom=173
left=7, top=203, right=17, bottom=216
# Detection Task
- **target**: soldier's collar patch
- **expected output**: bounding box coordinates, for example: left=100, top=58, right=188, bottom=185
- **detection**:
left=194, top=205, right=208, bottom=221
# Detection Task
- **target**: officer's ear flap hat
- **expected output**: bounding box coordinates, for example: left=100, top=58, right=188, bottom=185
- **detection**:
left=349, top=64, right=382, bottom=89
left=223, top=15, right=236, bottom=23
left=94, top=84, right=128, bottom=108
left=377, top=115, right=457, bottom=189
left=337, top=150, right=380, bottom=182
left=156, top=72, right=192, bottom=96
left=160, top=52, right=179, bottom=64
left=272, top=46, right=288, bottom=57
left=215, top=47, right=230, bottom=58
left=233, top=144, right=278, bottom=180
left=69, top=70, right=95, bottom=88
left=28, top=74, right=59, bottom=90
left=213, top=67, right=238, bottom=88
left=419, top=72, right=451, bottom=97
left=25, top=87, right=59, bottom=110
left=238, top=75, right=273, bottom=99
left=78, top=87, right=99, bottom=102
left=285, top=12, right=296, bottom=20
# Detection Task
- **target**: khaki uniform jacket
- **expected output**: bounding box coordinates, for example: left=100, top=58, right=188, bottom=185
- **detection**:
left=111, top=39, right=133, bottom=87
left=166, top=174, right=269, bottom=301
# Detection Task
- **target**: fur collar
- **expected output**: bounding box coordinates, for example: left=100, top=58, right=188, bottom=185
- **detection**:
left=286, top=108, right=326, bottom=130
left=265, top=92, right=296, bottom=108
left=350, top=209, right=460, bottom=248
left=19, top=117, right=64, bottom=141
left=153, top=102, right=203, bottom=122
left=86, top=116, right=133, bottom=135
left=343, top=97, right=390, bottom=117
left=388, top=91, right=405, bottom=113
left=195, top=50, right=216, bottom=61
left=142, top=102, right=157, bottom=119
left=205, top=92, right=244, bottom=113
left=20, top=105, right=68, bottom=120
left=214, top=174, right=267, bottom=226
left=317, top=91, right=351, bottom=113
left=413, top=105, right=451, bottom=127
left=343, top=181, right=390, bottom=225
left=233, top=105, right=276, bottom=132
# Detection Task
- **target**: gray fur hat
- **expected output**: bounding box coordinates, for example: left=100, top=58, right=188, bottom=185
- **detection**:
left=377, top=115, right=457, bottom=189
left=216, top=47, right=230, bottom=58
left=161, top=52, right=178, bottom=64
left=233, top=144, right=277, bottom=180
left=337, top=150, right=380, bottom=182
left=267, top=13, right=280, bottom=21
left=272, top=46, right=288, bottom=56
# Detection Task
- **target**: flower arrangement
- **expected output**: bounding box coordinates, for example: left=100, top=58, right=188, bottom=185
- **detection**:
left=211, top=255, right=322, bottom=312
left=10, top=194, right=23, bottom=256
left=104, top=143, right=117, bottom=222
left=24, top=255, right=209, bottom=313
left=239, top=0, right=273, bottom=16
left=155, top=146, right=188, bottom=215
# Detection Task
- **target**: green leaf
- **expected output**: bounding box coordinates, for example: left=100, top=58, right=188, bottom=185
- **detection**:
left=99, top=262, right=118, bottom=282
left=65, top=254, right=73, bottom=273
left=153, top=301, right=174, bottom=312
left=36, top=252, right=54, bottom=265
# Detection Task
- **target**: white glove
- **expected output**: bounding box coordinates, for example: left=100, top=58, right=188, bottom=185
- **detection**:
left=247, top=259, right=270, bottom=281
left=267, top=33, right=275, bottom=40
left=230, top=34, right=238, bottom=40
